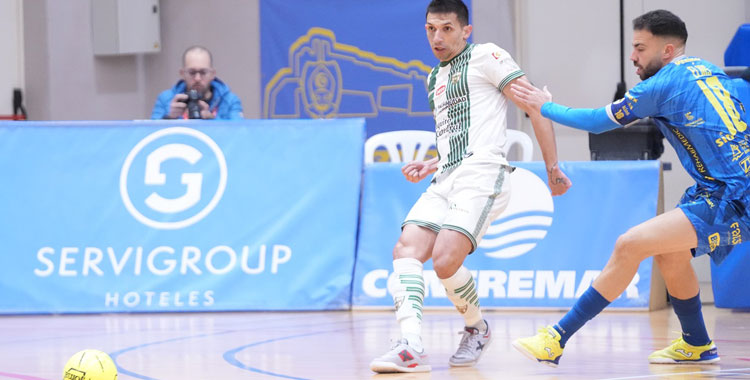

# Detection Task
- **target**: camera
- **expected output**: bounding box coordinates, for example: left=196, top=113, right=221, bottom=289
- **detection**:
left=186, top=89, right=202, bottom=119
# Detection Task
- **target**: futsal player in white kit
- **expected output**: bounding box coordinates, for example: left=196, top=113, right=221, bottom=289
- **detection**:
left=370, top=0, right=571, bottom=373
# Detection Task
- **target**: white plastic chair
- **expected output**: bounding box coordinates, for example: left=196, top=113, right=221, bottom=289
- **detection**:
left=364, top=129, right=533, bottom=163
left=505, top=129, right=533, bottom=162
left=364, top=130, right=436, bottom=163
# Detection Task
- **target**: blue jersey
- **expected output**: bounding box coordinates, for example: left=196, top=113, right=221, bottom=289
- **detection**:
left=607, top=56, right=750, bottom=200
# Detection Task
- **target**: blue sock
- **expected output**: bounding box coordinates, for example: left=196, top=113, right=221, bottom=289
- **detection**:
left=554, top=287, right=611, bottom=347
left=670, top=293, right=710, bottom=346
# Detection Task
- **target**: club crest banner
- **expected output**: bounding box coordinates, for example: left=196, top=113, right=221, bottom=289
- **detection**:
left=260, top=0, right=471, bottom=137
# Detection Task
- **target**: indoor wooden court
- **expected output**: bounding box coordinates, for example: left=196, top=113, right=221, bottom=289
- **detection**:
left=2, top=306, right=749, bottom=379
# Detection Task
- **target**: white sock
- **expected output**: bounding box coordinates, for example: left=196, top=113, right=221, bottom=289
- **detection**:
left=389, top=258, right=425, bottom=352
left=441, top=266, right=484, bottom=332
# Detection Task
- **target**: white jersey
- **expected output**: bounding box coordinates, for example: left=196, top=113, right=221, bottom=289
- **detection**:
left=428, top=42, right=524, bottom=176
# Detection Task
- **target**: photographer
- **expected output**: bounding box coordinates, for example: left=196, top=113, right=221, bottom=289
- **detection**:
left=151, top=46, right=243, bottom=120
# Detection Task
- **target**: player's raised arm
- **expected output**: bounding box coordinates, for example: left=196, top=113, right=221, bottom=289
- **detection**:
left=504, top=76, right=571, bottom=196
left=510, top=80, right=621, bottom=134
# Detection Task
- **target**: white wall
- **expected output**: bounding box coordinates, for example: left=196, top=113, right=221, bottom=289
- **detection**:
left=24, top=0, right=151, bottom=121
left=472, top=0, right=519, bottom=133
left=0, top=0, right=23, bottom=116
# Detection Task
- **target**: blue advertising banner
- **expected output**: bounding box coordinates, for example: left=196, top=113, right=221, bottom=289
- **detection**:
left=0, top=119, right=364, bottom=313
left=354, top=161, right=660, bottom=309
left=260, top=0, right=471, bottom=137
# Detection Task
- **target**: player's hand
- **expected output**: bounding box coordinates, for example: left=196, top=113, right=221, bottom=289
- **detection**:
left=510, top=81, right=552, bottom=113
left=401, top=160, right=434, bottom=183
left=547, top=163, right=571, bottom=196
left=167, top=93, right=188, bottom=119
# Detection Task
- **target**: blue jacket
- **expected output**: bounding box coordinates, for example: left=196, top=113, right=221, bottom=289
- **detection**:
left=151, top=77, right=243, bottom=120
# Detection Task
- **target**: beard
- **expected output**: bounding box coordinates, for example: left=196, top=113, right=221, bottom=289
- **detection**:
left=637, top=59, right=663, bottom=80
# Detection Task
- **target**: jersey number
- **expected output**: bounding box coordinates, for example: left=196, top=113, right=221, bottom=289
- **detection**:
left=696, top=76, right=747, bottom=135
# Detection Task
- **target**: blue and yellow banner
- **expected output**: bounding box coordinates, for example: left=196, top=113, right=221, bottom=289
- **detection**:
left=260, top=0, right=471, bottom=137
left=354, top=161, right=661, bottom=309
left=0, top=119, right=364, bottom=313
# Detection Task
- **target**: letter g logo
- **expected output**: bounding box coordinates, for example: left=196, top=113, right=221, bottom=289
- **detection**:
left=144, top=144, right=203, bottom=213
left=120, top=127, right=227, bottom=230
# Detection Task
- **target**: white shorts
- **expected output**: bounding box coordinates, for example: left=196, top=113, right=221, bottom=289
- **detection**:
left=403, top=152, right=512, bottom=251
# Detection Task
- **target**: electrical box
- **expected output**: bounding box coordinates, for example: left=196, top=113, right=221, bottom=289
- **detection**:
left=91, top=0, right=161, bottom=55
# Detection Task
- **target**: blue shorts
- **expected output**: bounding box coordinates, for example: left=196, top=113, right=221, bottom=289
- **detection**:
left=678, top=186, right=750, bottom=264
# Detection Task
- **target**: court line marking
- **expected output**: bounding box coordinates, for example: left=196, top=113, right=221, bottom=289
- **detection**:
left=0, top=372, right=49, bottom=380
left=600, top=366, right=750, bottom=379
left=222, top=330, right=330, bottom=380
left=109, top=314, right=320, bottom=379
left=109, top=314, right=394, bottom=379
left=221, top=315, right=460, bottom=379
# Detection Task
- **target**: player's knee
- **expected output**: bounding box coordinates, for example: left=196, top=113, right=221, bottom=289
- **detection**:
left=432, top=251, right=460, bottom=279
left=613, top=230, right=649, bottom=262
left=393, top=240, right=410, bottom=260
left=393, top=239, right=426, bottom=261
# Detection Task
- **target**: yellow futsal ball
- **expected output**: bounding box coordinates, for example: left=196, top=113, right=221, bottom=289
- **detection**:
left=62, top=349, right=118, bottom=380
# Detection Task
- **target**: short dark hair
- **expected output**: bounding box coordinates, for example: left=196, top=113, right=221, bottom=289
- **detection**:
left=182, top=46, right=213, bottom=67
left=426, top=0, right=469, bottom=26
left=633, top=9, right=687, bottom=45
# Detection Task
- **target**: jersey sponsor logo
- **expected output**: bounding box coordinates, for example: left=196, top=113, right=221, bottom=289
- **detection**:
left=684, top=112, right=706, bottom=127
left=451, top=72, right=462, bottom=84
left=668, top=127, right=715, bottom=181
left=715, top=132, right=736, bottom=147
left=477, top=168, right=554, bottom=259
left=491, top=51, right=502, bottom=60
left=436, top=84, right=446, bottom=96
left=120, top=127, right=227, bottom=230
left=435, top=95, right=467, bottom=115
left=675, top=57, right=700, bottom=66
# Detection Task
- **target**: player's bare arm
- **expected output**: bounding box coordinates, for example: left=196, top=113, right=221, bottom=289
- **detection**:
left=510, top=80, right=552, bottom=113
left=503, top=76, right=571, bottom=196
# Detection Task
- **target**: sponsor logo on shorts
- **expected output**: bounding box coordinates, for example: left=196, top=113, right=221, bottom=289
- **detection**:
left=731, top=222, right=742, bottom=245
left=708, top=232, right=721, bottom=252
left=449, top=202, right=470, bottom=214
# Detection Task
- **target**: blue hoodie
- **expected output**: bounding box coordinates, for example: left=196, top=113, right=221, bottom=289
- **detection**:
left=151, top=77, right=243, bottom=120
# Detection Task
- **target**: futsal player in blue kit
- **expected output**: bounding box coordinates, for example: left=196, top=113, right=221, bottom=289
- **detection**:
left=509, top=9, right=749, bottom=366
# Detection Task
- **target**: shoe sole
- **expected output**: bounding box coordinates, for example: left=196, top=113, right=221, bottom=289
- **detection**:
left=649, top=357, right=720, bottom=364
left=370, top=361, right=431, bottom=373
left=449, top=333, right=492, bottom=367
left=512, top=339, right=558, bottom=368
